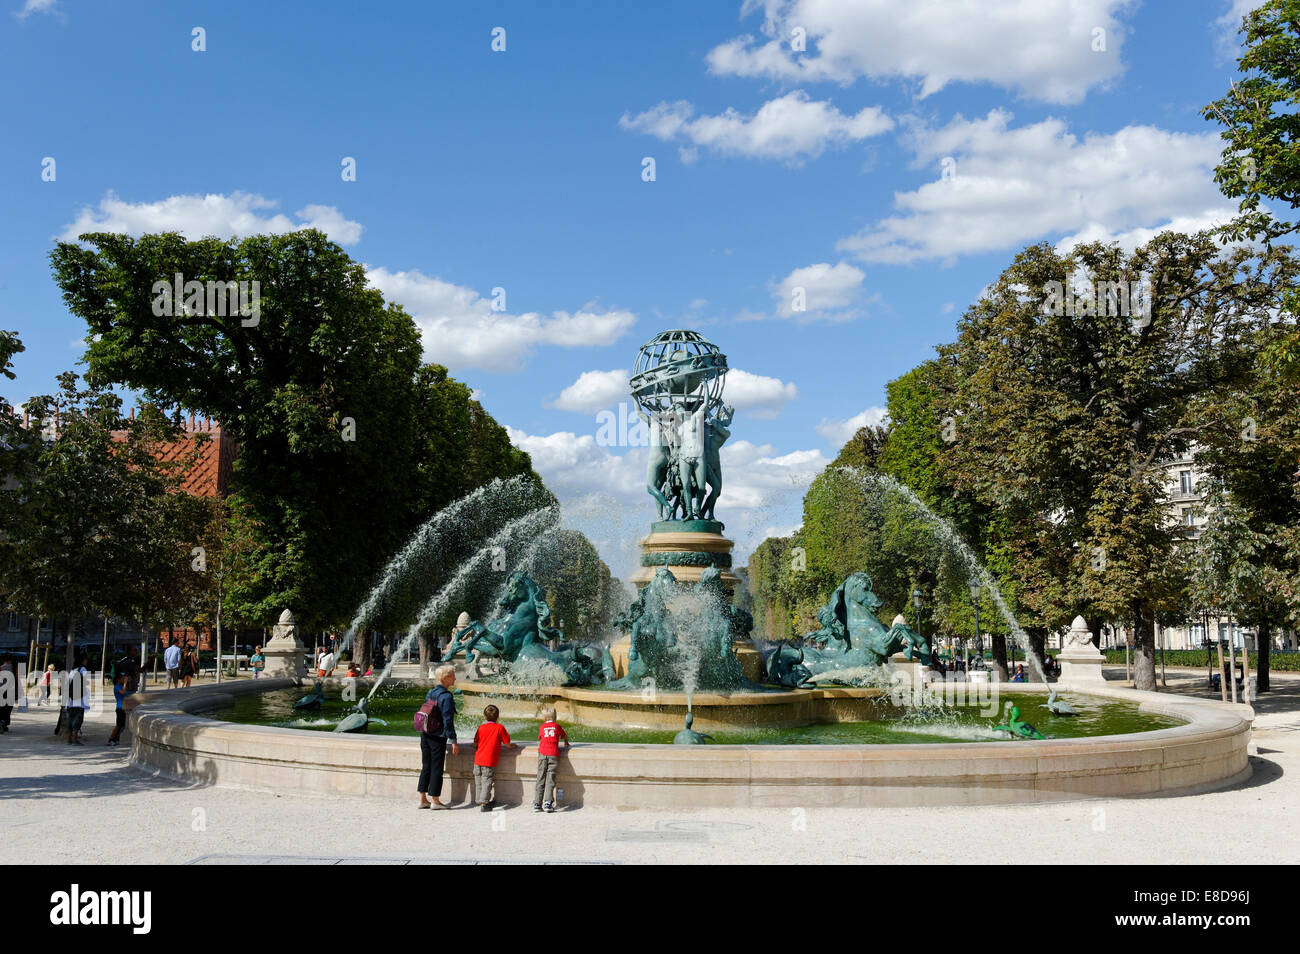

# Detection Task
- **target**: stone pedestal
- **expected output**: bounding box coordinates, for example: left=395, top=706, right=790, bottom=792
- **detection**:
left=262, top=608, right=306, bottom=680
left=625, top=519, right=759, bottom=681
left=629, top=520, right=740, bottom=590
left=1058, top=615, right=1106, bottom=684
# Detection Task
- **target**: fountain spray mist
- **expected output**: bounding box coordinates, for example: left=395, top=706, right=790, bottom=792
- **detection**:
left=335, top=475, right=541, bottom=660
left=366, top=506, right=560, bottom=698
left=836, top=467, right=1049, bottom=685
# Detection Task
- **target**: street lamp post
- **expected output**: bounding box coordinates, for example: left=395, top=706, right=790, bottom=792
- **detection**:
left=969, top=582, right=983, bottom=671
left=912, top=588, right=923, bottom=670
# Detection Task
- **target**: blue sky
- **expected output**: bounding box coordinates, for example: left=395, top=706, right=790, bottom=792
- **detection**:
left=0, top=0, right=1262, bottom=576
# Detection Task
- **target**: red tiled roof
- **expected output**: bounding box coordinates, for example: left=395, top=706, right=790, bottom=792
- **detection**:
left=8, top=408, right=237, bottom=499
left=113, top=415, right=237, bottom=498
left=151, top=428, right=236, bottom=497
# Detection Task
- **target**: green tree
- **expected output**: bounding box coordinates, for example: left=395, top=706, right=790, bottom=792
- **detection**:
left=1188, top=485, right=1297, bottom=691
left=947, top=234, right=1293, bottom=689
left=1204, top=0, right=1300, bottom=239
left=527, top=528, right=619, bottom=640
left=48, top=230, right=541, bottom=633
left=2, top=375, right=206, bottom=665
left=1202, top=0, right=1300, bottom=687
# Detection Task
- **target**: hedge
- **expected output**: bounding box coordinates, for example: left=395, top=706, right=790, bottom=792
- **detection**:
left=1100, top=649, right=1300, bottom=671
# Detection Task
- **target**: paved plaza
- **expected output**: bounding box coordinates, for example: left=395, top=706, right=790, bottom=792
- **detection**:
left=2, top=670, right=1296, bottom=865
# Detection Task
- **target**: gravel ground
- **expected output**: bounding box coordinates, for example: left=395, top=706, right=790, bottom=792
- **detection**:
left=2, top=671, right=1295, bottom=865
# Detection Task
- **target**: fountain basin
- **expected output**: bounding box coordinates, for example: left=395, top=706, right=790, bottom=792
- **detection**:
left=453, top=680, right=903, bottom=731
left=125, top=679, right=1253, bottom=808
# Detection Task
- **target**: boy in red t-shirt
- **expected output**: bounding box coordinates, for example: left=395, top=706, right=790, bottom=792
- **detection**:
left=472, top=705, right=517, bottom=811
left=533, top=706, right=570, bottom=813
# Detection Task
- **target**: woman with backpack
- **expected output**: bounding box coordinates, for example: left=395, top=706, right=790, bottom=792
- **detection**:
left=417, top=664, right=459, bottom=809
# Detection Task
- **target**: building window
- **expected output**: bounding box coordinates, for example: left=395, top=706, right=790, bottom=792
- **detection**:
left=1182, top=507, right=1195, bottom=527
left=5, top=612, right=17, bottom=632
left=1179, top=470, right=1194, bottom=495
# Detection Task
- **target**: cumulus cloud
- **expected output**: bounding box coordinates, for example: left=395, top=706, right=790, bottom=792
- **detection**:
left=550, top=366, right=796, bottom=419
left=13, top=0, right=57, bottom=20
left=837, top=110, right=1235, bottom=265
left=725, top=369, right=798, bottom=418
left=815, top=406, right=889, bottom=446
left=620, top=91, right=891, bottom=163
left=719, top=439, right=830, bottom=510
left=59, top=191, right=364, bottom=245
left=550, top=369, right=630, bottom=414
left=707, top=0, right=1134, bottom=105
left=771, top=261, right=868, bottom=319
left=368, top=268, right=636, bottom=373
left=504, top=425, right=829, bottom=566
left=506, top=426, right=646, bottom=503
left=1212, top=0, right=1267, bottom=63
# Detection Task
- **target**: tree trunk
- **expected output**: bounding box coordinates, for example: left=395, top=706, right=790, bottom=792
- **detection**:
left=991, top=633, right=1008, bottom=681
left=1256, top=621, right=1271, bottom=693
left=1027, top=628, right=1047, bottom=682
left=354, top=630, right=370, bottom=672
left=1131, top=602, right=1157, bottom=691
left=418, top=631, right=432, bottom=675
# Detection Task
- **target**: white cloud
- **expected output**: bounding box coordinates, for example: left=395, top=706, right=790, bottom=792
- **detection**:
left=368, top=268, right=636, bottom=373
left=59, top=191, right=364, bottom=245
left=550, top=369, right=630, bottom=413
left=719, top=439, right=831, bottom=511
left=620, top=91, right=892, bottom=163
left=707, top=0, right=1134, bottom=105
left=837, top=110, right=1236, bottom=265
left=1213, top=0, right=1267, bottom=63
left=550, top=366, right=796, bottom=418
left=816, top=406, right=888, bottom=446
left=725, top=369, right=798, bottom=418
left=506, top=426, right=646, bottom=502
left=505, top=425, right=829, bottom=566
left=13, top=0, right=57, bottom=20
left=772, top=261, right=867, bottom=319
left=56, top=192, right=631, bottom=374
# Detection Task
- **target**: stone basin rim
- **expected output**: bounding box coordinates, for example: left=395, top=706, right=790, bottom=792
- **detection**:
left=124, top=679, right=1253, bottom=807
left=135, top=677, right=1250, bottom=750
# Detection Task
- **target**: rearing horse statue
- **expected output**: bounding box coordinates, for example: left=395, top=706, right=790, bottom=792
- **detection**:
left=443, top=571, right=606, bottom=686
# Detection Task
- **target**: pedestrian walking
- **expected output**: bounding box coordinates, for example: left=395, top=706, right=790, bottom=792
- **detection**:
left=163, top=637, right=181, bottom=688
left=180, top=643, right=197, bottom=687
left=106, top=671, right=128, bottom=746
left=0, top=654, right=15, bottom=733
left=65, top=654, right=91, bottom=744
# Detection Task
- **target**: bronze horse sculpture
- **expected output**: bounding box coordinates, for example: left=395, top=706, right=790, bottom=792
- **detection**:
left=763, top=572, right=932, bottom=688
left=444, top=571, right=606, bottom=686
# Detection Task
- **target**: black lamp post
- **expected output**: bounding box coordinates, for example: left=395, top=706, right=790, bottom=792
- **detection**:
left=970, top=582, right=984, bottom=670
left=912, top=588, right=923, bottom=660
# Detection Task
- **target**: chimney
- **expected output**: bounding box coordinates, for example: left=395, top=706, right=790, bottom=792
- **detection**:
left=130, top=407, right=136, bottom=420
left=188, top=412, right=195, bottom=431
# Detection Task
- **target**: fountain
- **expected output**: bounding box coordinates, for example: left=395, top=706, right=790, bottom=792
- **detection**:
left=126, top=329, right=1255, bottom=808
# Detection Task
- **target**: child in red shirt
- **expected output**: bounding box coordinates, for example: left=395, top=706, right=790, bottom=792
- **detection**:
left=472, top=705, right=517, bottom=811
left=533, top=706, right=570, bottom=813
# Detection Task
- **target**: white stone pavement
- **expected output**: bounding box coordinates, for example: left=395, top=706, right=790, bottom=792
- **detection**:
left=1, top=670, right=1296, bottom=865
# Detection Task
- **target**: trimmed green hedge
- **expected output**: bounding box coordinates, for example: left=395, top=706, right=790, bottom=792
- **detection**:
left=1101, top=649, right=1300, bottom=671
